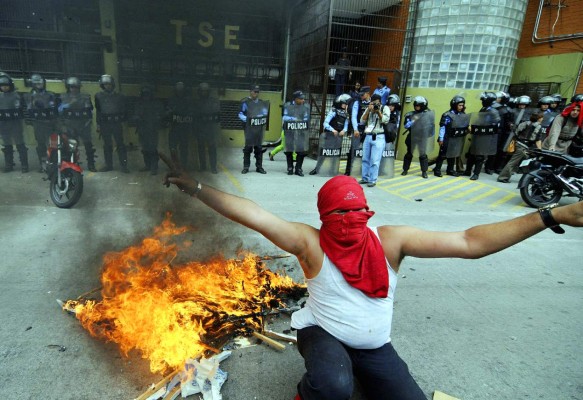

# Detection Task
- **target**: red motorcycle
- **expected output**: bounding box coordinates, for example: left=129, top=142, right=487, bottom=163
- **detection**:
left=46, top=131, right=84, bottom=208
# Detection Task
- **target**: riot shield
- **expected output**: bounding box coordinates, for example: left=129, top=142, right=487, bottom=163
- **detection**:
left=283, top=104, right=310, bottom=153
left=244, top=100, right=268, bottom=146
left=409, top=110, right=435, bottom=157
left=318, top=130, right=342, bottom=176
left=351, top=140, right=395, bottom=178
left=469, top=111, right=498, bottom=156
left=541, top=111, right=557, bottom=129
left=446, top=113, right=470, bottom=158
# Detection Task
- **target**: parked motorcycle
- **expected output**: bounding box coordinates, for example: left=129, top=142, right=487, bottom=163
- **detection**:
left=46, top=131, right=84, bottom=208
left=517, top=147, right=583, bottom=208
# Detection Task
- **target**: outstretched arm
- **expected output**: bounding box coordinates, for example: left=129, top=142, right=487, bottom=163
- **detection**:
left=380, top=203, right=583, bottom=269
left=160, top=153, right=320, bottom=274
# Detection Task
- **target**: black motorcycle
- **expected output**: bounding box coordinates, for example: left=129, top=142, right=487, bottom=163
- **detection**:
left=517, top=147, right=583, bottom=208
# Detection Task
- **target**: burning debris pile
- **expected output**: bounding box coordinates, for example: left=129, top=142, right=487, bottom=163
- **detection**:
left=61, top=214, right=306, bottom=378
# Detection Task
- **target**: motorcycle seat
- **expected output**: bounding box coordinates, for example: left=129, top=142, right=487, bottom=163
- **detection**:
left=562, top=155, right=583, bottom=165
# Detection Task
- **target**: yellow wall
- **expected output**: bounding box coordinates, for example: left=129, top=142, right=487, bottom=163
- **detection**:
left=395, top=88, right=485, bottom=161
left=511, top=53, right=583, bottom=98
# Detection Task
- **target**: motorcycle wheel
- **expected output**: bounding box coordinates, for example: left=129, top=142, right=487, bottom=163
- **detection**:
left=519, top=170, right=562, bottom=208
left=50, top=169, right=83, bottom=208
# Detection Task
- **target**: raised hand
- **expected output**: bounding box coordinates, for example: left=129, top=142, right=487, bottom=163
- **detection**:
left=159, top=151, right=199, bottom=196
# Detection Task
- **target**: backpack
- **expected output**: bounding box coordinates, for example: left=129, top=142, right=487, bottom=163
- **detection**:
left=381, top=105, right=397, bottom=143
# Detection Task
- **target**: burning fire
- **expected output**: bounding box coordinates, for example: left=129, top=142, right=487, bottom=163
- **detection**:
left=64, top=213, right=304, bottom=373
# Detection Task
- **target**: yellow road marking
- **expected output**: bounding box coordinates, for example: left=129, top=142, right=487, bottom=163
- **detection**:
left=424, top=180, right=473, bottom=199
left=489, top=192, right=518, bottom=208
left=466, top=188, right=499, bottom=203
left=220, top=163, right=245, bottom=193
left=403, top=178, right=462, bottom=197
left=448, top=184, right=484, bottom=200
left=393, top=178, right=437, bottom=193
left=378, top=177, right=424, bottom=189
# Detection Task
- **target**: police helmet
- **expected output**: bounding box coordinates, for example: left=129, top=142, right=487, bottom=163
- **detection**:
left=387, top=94, right=400, bottom=106
left=571, top=94, right=583, bottom=103
left=65, top=77, right=81, bottom=90
left=495, top=91, right=510, bottom=104
left=550, top=93, right=562, bottom=104
left=333, top=93, right=351, bottom=108
left=31, top=74, right=45, bottom=89
left=450, top=95, right=465, bottom=109
left=99, top=74, right=115, bottom=90
left=517, top=95, right=531, bottom=106
left=537, top=96, right=554, bottom=107
left=480, top=91, right=497, bottom=107
left=413, top=96, right=428, bottom=110
left=0, top=74, right=14, bottom=91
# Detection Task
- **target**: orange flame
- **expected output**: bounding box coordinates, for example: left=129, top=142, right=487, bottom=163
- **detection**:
left=65, top=213, right=304, bottom=373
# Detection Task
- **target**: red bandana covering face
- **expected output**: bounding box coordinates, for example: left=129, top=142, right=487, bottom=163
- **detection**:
left=562, top=101, right=583, bottom=128
left=317, top=176, right=388, bottom=298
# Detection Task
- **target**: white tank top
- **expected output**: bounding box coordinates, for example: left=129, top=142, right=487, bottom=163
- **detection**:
left=291, top=227, right=397, bottom=349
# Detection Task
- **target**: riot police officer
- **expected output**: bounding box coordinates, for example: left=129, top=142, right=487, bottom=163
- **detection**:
left=401, top=96, right=435, bottom=178
left=282, top=90, right=310, bottom=176
left=0, top=74, right=28, bottom=173
left=488, top=91, right=512, bottom=173
left=434, top=96, right=470, bottom=177
left=238, top=85, right=269, bottom=174
left=167, top=81, right=195, bottom=169
left=193, top=82, right=220, bottom=173
left=309, top=94, right=350, bottom=176
left=58, top=77, right=96, bottom=172
left=25, top=74, right=58, bottom=172
left=94, top=74, right=129, bottom=173
left=132, top=85, right=165, bottom=175
left=463, top=92, right=500, bottom=180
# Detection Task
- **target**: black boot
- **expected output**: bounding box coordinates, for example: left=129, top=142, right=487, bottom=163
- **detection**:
left=2, top=146, right=14, bottom=172
left=85, top=144, right=96, bottom=172
left=16, top=144, right=28, bottom=173
left=242, top=148, right=251, bottom=174
left=294, top=154, right=305, bottom=177
left=118, top=146, right=130, bottom=173
left=471, top=156, right=484, bottom=181
left=140, top=151, right=151, bottom=172
left=150, top=152, right=159, bottom=175
left=402, top=153, right=413, bottom=175
left=285, top=152, right=294, bottom=175
left=463, top=153, right=474, bottom=176
left=100, top=146, right=114, bottom=172
left=445, top=158, right=458, bottom=176
left=36, top=147, right=45, bottom=173
left=420, top=155, right=429, bottom=179
left=255, top=148, right=266, bottom=174
left=433, top=156, right=443, bottom=177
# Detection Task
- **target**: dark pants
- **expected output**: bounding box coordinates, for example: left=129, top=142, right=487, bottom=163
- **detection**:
left=100, top=121, right=127, bottom=168
left=169, top=125, right=192, bottom=168
left=243, top=145, right=263, bottom=168
left=297, top=326, right=427, bottom=400
left=32, top=121, right=55, bottom=162
left=195, top=131, right=217, bottom=171
left=335, top=74, right=347, bottom=96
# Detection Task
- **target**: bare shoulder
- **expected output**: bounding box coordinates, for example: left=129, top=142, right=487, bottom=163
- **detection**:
left=376, top=225, right=415, bottom=272
left=291, top=223, right=323, bottom=279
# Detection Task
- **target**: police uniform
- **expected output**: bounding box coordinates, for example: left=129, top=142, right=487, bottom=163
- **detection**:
left=193, top=83, right=220, bottom=173
left=133, top=87, right=165, bottom=175
left=0, top=76, right=28, bottom=172
left=282, top=91, right=310, bottom=176
left=59, top=81, right=96, bottom=171
left=434, top=101, right=469, bottom=177
left=95, top=77, right=128, bottom=172
left=25, top=77, right=58, bottom=170
left=310, top=101, right=349, bottom=175
left=238, top=85, right=269, bottom=174
left=167, top=82, right=195, bottom=169
left=464, top=106, right=500, bottom=180
left=402, top=97, right=435, bottom=178
left=372, top=77, right=390, bottom=106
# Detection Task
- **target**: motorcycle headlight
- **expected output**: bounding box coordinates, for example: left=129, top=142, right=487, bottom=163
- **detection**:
left=531, top=160, right=541, bottom=170
left=68, top=138, right=78, bottom=151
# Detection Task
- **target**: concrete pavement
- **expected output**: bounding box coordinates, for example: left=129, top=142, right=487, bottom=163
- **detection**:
left=0, top=145, right=582, bottom=400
